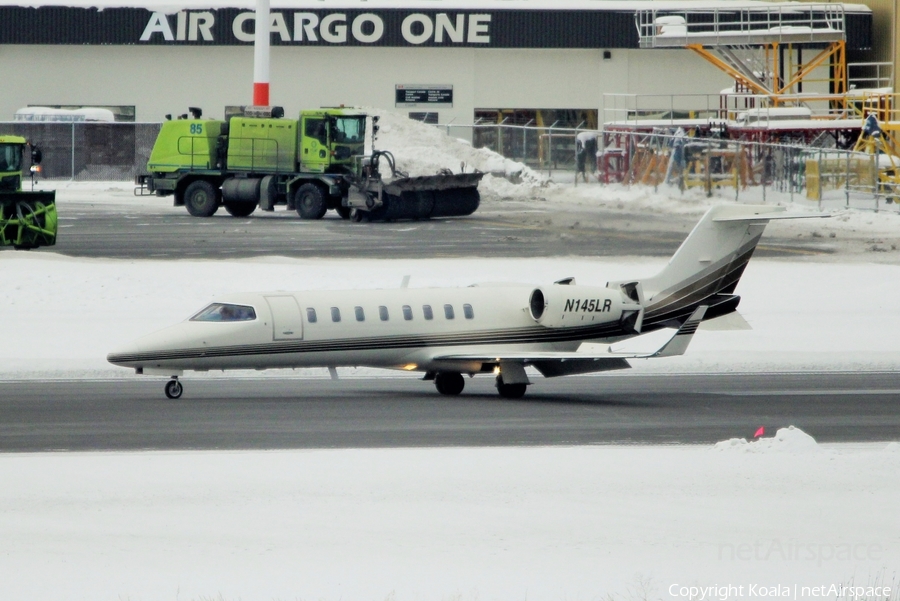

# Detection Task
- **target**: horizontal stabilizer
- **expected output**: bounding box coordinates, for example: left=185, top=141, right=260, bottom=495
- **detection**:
left=650, top=305, right=706, bottom=357
left=713, top=211, right=829, bottom=222
left=699, top=311, right=752, bottom=331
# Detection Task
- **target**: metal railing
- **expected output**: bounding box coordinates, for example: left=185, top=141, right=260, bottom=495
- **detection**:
left=602, top=89, right=900, bottom=125
left=636, top=3, right=845, bottom=49
left=602, top=94, right=728, bottom=126
left=225, top=136, right=292, bottom=173
left=848, top=62, right=895, bottom=90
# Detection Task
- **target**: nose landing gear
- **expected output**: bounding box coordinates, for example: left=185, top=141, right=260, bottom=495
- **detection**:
left=164, top=377, right=184, bottom=399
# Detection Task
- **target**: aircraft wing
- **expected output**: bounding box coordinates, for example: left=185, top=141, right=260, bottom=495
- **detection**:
left=433, top=306, right=707, bottom=377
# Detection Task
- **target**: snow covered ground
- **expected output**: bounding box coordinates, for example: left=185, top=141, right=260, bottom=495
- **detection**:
left=3, top=114, right=900, bottom=600
left=2, top=436, right=899, bottom=601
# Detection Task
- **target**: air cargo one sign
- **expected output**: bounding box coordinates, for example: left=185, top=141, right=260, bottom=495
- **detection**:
left=140, top=11, right=491, bottom=46
left=0, top=7, right=643, bottom=48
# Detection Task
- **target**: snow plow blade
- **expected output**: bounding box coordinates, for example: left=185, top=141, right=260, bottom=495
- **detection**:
left=0, top=191, right=58, bottom=249
left=374, top=172, right=483, bottom=220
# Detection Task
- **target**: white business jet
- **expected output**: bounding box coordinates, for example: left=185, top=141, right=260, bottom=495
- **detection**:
left=108, top=205, right=809, bottom=399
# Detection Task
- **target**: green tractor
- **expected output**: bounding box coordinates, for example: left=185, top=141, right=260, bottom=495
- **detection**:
left=136, top=106, right=482, bottom=222
left=0, top=135, right=57, bottom=249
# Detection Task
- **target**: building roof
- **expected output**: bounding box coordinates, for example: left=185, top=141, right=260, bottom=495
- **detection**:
left=0, top=1, right=872, bottom=49
left=0, top=0, right=875, bottom=10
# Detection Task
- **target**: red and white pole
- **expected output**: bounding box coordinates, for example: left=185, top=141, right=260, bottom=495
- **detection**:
left=252, top=0, right=270, bottom=106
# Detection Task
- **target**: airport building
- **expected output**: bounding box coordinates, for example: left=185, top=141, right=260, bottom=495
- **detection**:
left=0, top=0, right=891, bottom=128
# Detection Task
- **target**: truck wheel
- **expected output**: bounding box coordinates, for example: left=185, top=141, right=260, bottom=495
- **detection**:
left=294, top=184, right=327, bottom=219
left=224, top=200, right=257, bottom=217
left=336, top=205, right=351, bottom=219
left=184, top=180, right=219, bottom=217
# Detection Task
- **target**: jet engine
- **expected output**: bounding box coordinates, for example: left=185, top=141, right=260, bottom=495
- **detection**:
left=528, top=282, right=643, bottom=332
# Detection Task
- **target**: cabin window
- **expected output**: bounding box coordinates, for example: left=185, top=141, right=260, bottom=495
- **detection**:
left=444, top=304, right=455, bottom=319
left=306, top=308, right=317, bottom=323
left=331, top=307, right=341, bottom=322
left=379, top=306, right=389, bottom=321
left=402, top=305, right=413, bottom=321
left=190, top=303, right=256, bottom=322
left=355, top=306, right=365, bottom=322
left=423, top=305, right=433, bottom=320
left=463, top=304, right=474, bottom=319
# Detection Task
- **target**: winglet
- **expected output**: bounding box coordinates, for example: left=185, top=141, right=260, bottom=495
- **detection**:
left=652, top=305, right=707, bottom=358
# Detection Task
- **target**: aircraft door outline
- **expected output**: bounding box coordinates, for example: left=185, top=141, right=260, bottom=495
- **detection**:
left=265, top=295, right=304, bottom=340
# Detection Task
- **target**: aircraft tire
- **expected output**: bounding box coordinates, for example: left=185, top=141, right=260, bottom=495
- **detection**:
left=164, top=379, right=183, bottom=399
left=496, top=381, right=527, bottom=399
left=294, top=184, right=327, bottom=219
left=184, top=180, right=220, bottom=217
left=434, top=372, right=465, bottom=396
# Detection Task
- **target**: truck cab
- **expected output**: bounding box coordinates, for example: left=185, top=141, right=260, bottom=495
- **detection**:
left=0, top=135, right=26, bottom=192
left=299, top=109, right=366, bottom=173
left=0, top=135, right=57, bottom=248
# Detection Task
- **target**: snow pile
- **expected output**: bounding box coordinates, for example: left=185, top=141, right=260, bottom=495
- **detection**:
left=371, top=109, right=548, bottom=199
left=714, top=425, right=820, bottom=453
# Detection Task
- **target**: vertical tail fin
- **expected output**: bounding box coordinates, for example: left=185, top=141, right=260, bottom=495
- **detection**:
left=639, top=205, right=787, bottom=325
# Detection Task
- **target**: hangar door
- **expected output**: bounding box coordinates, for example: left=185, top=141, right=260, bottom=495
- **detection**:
left=265, top=296, right=304, bottom=340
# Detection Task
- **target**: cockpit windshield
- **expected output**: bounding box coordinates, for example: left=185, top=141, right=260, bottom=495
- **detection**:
left=190, top=303, right=257, bottom=322
left=332, top=116, right=365, bottom=144
left=0, top=144, right=22, bottom=173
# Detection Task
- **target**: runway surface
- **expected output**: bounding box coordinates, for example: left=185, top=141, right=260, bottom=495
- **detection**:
left=45, top=198, right=831, bottom=260
left=4, top=193, right=878, bottom=454
left=1, top=372, right=898, bottom=451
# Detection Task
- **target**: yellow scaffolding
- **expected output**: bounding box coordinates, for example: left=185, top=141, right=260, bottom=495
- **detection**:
left=687, top=41, right=847, bottom=102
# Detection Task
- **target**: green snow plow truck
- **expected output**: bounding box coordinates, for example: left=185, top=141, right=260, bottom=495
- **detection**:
left=136, top=106, right=482, bottom=222
left=0, top=135, right=56, bottom=249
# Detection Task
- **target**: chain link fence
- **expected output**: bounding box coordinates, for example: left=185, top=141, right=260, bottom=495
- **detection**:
left=0, top=122, right=160, bottom=181
left=447, top=123, right=579, bottom=172
left=4, top=120, right=898, bottom=213
left=459, top=122, right=900, bottom=212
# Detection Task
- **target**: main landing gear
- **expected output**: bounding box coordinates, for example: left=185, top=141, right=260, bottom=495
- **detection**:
left=434, top=372, right=465, bottom=396
left=431, top=371, right=529, bottom=399
left=495, top=378, right=527, bottom=399
left=164, top=377, right=183, bottom=399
